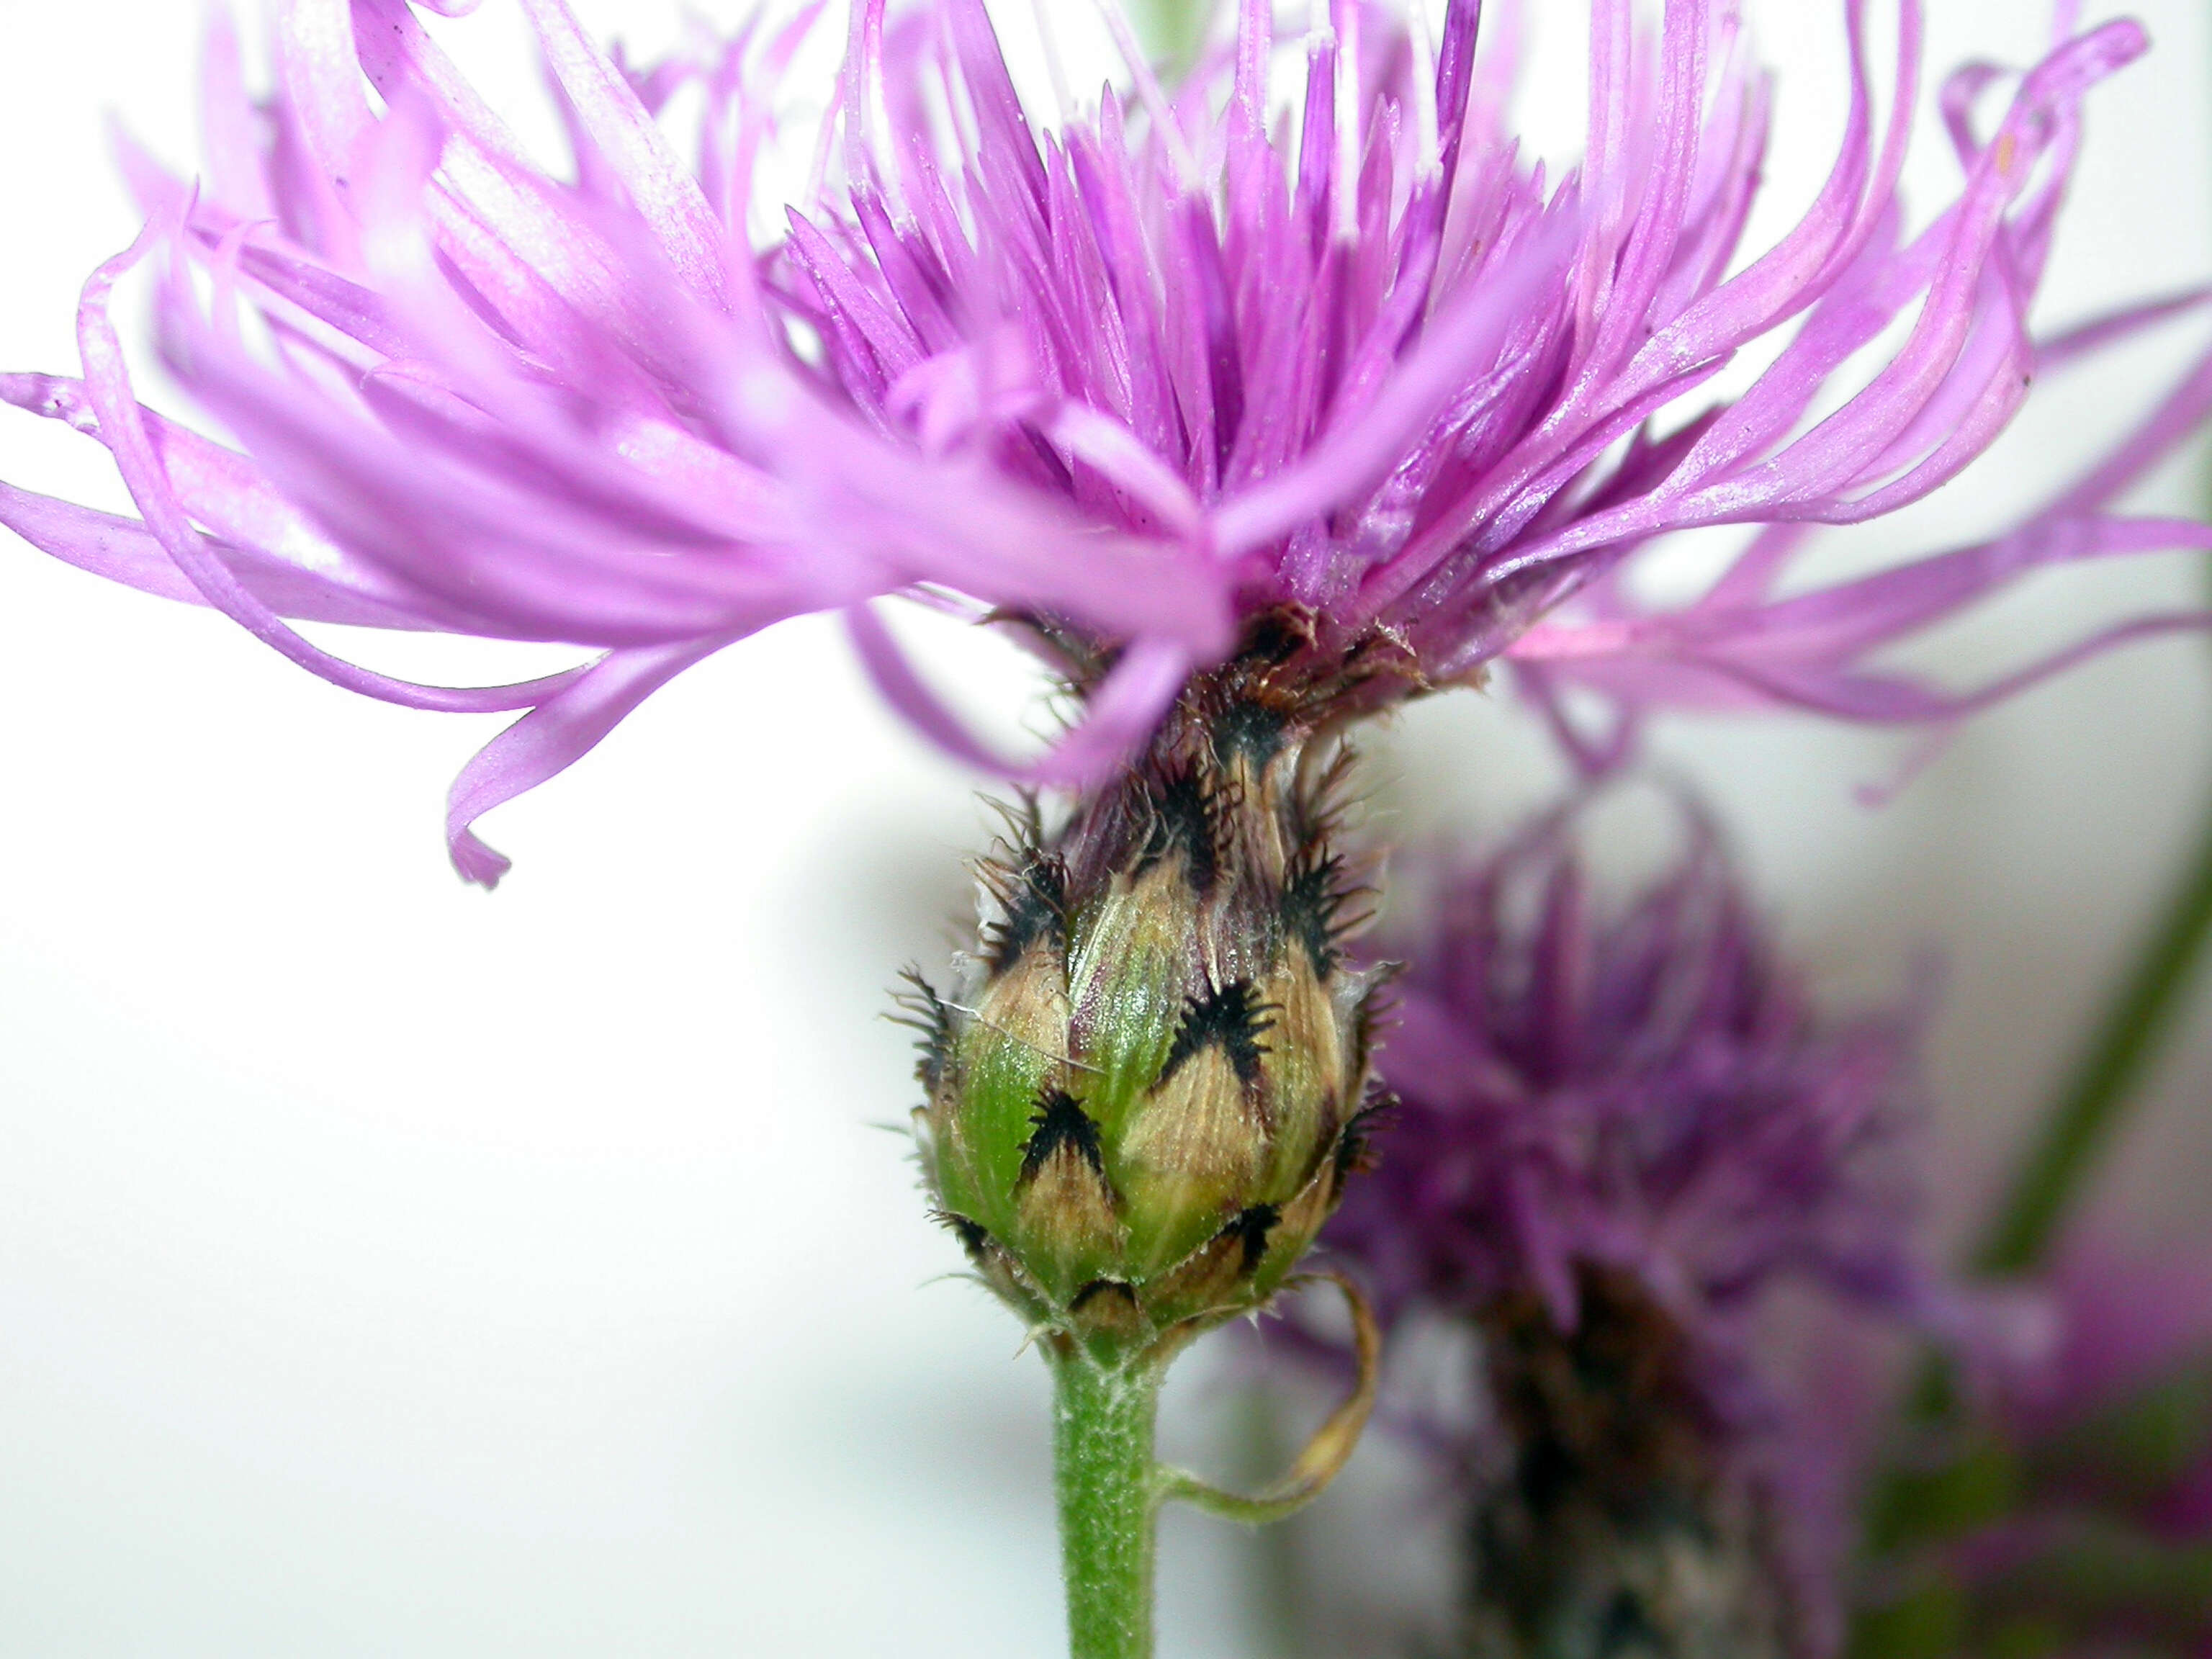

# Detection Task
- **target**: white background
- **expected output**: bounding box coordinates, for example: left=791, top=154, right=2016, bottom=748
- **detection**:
left=0, top=1, right=2208, bottom=1653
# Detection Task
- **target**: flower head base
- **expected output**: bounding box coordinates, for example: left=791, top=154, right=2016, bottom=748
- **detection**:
left=1320, top=793, right=1935, bottom=1658
left=909, top=673, right=1388, bottom=1366
left=3, top=0, right=2207, bottom=878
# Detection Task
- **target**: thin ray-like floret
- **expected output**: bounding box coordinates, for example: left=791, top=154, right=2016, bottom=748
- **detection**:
left=1, top=0, right=2203, bottom=878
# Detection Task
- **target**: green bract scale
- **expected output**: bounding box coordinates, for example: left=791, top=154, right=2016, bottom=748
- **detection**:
left=902, top=672, right=1391, bottom=1366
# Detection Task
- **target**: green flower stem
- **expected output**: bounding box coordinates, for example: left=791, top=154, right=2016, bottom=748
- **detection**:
left=1974, top=793, right=2212, bottom=1274
left=1046, top=1277, right=1379, bottom=1658
left=1052, top=1351, right=1166, bottom=1659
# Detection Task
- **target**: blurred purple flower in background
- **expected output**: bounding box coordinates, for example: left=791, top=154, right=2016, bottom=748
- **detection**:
left=1307, top=796, right=2212, bottom=1658
left=1319, top=792, right=1948, bottom=1656
left=1905, top=1249, right=2212, bottom=1658
left=1, top=0, right=2206, bottom=881
left=1328, top=798, right=1928, bottom=1352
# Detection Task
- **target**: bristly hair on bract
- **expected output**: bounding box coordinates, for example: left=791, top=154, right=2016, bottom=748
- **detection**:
left=902, top=669, right=1395, bottom=1364
left=2, top=0, right=2209, bottom=881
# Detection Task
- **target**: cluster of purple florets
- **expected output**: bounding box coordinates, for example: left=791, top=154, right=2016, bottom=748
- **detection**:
left=2, top=0, right=2208, bottom=882
left=1329, top=804, right=1924, bottom=1366
left=1313, top=790, right=2212, bottom=1655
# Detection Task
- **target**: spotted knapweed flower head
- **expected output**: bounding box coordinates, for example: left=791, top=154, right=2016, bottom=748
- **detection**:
left=1317, top=791, right=1941, bottom=1656
left=4, top=0, right=2206, bottom=882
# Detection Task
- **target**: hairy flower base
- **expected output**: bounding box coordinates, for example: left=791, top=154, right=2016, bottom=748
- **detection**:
left=907, top=652, right=1390, bottom=1363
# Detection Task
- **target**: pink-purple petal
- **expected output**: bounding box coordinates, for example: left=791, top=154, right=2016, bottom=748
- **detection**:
left=0, top=0, right=2200, bottom=874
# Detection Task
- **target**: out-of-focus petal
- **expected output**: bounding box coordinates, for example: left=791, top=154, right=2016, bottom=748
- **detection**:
left=844, top=602, right=1192, bottom=789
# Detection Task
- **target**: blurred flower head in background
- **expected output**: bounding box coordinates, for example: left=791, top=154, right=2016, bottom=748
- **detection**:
left=1, top=0, right=2207, bottom=883
left=1318, top=789, right=1948, bottom=1655
left=1328, top=790, right=1935, bottom=1357
left=1310, top=788, right=2212, bottom=1658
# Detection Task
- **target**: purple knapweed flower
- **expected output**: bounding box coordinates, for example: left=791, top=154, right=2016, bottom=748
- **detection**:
left=2, top=0, right=2205, bottom=881
left=1318, top=793, right=1943, bottom=1656
left=1327, top=797, right=1929, bottom=1364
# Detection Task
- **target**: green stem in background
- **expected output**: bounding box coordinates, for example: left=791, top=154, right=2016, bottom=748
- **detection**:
left=1128, top=0, right=1210, bottom=71
left=1974, top=794, right=2212, bottom=1274
left=1973, top=535, right=2212, bottom=1277
left=1053, top=1354, right=1166, bottom=1659
left=1856, top=529, right=2212, bottom=1653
